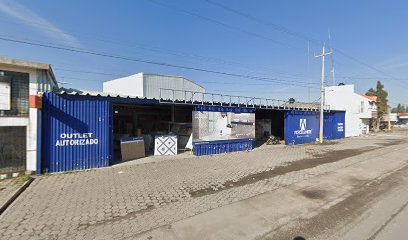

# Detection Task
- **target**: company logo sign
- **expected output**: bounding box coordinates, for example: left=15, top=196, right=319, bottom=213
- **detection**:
left=294, top=118, right=312, bottom=135
left=337, top=123, right=344, bottom=132
left=55, top=133, right=99, bottom=147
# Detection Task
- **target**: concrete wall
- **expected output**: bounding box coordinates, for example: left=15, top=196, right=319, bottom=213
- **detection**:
left=325, top=84, right=375, bottom=137
left=103, top=73, right=144, bottom=97
left=0, top=64, right=54, bottom=172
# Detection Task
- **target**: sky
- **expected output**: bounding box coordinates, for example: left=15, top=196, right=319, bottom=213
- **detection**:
left=0, top=0, right=407, bottom=105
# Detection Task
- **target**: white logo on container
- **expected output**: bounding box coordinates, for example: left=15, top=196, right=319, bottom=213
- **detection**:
left=294, top=118, right=312, bottom=135
left=300, top=119, right=307, bottom=131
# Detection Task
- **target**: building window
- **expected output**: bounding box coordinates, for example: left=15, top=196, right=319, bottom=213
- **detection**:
left=0, top=70, right=29, bottom=117
left=360, top=101, right=364, bottom=113
left=0, top=126, right=26, bottom=173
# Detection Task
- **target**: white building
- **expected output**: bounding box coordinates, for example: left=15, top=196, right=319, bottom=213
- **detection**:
left=398, top=113, right=408, bottom=126
left=103, top=73, right=205, bottom=101
left=325, top=84, right=377, bottom=137
left=0, top=57, right=58, bottom=176
left=381, top=113, right=398, bottom=126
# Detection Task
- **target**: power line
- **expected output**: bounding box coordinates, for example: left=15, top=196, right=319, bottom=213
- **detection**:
left=0, top=36, right=320, bottom=89
left=0, top=19, right=312, bottom=80
left=54, top=68, right=123, bottom=77
left=55, top=67, right=319, bottom=86
left=205, top=0, right=313, bottom=43
left=56, top=74, right=319, bottom=90
left=147, top=0, right=300, bottom=50
left=204, top=0, right=404, bottom=84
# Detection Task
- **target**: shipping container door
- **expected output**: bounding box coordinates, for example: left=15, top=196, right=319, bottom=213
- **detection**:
left=333, top=112, right=345, bottom=139
left=285, top=110, right=319, bottom=145
left=323, top=113, right=334, bottom=140
left=42, top=93, right=112, bottom=173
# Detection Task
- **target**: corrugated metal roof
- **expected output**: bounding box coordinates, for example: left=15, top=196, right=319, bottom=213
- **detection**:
left=55, top=87, right=333, bottom=111
left=58, top=87, right=158, bottom=99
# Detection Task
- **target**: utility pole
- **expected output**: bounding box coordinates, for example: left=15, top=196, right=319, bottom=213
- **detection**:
left=315, top=44, right=332, bottom=143
left=328, top=29, right=335, bottom=86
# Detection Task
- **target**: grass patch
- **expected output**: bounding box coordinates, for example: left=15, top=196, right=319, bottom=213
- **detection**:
left=18, top=175, right=32, bottom=184
left=316, top=140, right=338, bottom=145
left=62, top=171, right=80, bottom=175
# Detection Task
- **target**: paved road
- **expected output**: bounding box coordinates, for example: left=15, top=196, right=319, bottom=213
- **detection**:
left=0, top=131, right=407, bottom=239
left=261, top=138, right=408, bottom=240
left=372, top=200, right=408, bottom=240
left=138, top=131, right=408, bottom=240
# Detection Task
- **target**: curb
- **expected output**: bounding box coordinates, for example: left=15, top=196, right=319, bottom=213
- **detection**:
left=0, top=177, right=35, bottom=216
left=0, top=171, right=35, bottom=180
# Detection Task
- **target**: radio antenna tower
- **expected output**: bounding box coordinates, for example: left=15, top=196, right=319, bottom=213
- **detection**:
left=328, top=29, right=335, bottom=86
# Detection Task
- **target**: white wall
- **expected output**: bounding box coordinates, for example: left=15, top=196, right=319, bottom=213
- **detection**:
left=325, top=84, right=375, bottom=137
left=103, top=73, right=205, bottom=100
left=0, top=64, right=53, bottom=172
left=103, top=73, right=144, bottom=97
left=356, top=94, right=376, bottom=119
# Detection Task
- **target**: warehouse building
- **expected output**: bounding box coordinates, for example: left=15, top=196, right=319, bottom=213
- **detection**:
left=0, top=57, right=58, bottom=177
left=39, top=87, right=345, bottom=173
left=0, top=58, right=346, bottom=175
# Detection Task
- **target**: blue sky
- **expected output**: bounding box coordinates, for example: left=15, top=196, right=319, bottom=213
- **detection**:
left=0, top=0, right=407, bottom=105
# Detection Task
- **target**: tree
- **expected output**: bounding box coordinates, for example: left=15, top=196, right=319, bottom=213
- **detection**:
left=390, top=103, right=407, bottom=113
left=366, top=81, right=388, bottom=131
left=366, top=88, right=376, bottom=96
left=400, top=104, right=406, bottom=113
left=375, top=81, right=388, bottom=131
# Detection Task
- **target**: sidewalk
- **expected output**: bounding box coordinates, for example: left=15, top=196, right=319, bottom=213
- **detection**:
left=0, top=178, right=24, bottom=214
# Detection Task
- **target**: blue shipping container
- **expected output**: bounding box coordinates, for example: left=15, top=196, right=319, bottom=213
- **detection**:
left=285, top=110, right=320, bottom=145
left=42, top=93, right=112, bottom=173
left=324, top=111, right=345, bottom=140
left=193, top=139, right=254, bottom=156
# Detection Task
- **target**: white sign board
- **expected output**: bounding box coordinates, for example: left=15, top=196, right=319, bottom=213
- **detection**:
left=154, top=135, right=177, bottom=156
left=0, top=79, right=11, bottom=110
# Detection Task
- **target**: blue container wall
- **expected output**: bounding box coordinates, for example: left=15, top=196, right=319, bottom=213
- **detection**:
left=42, top=93, right=112, bottom=173
left=323, top=114, right=334, bottom=140
left=324, top=112, right=345, bottom=140
left=285, top=111, right=320, bottom=145
left=193, top=139, right=253, bottom=156
left=334, top=112, right=346, bottom=139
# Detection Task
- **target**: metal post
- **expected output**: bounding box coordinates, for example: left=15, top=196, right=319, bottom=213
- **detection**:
left=172, top=90, right=175, bottom=103
left=171, top=105, right=175, bottom=123
left=36, top=108, right=42, bottom=175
